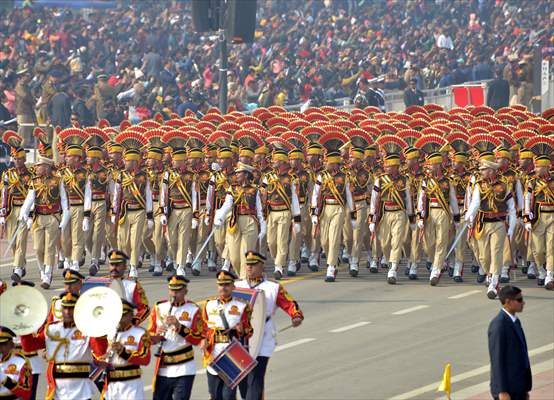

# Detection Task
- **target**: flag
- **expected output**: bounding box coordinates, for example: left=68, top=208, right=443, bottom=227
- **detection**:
left=437, top=363, right=452, bottom=399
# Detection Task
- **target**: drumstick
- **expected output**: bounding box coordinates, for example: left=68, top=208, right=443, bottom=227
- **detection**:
left=279, top=324, right=294, bottom=333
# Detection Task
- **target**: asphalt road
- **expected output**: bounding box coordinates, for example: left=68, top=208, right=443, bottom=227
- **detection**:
left=1, top=251, right=553, bottom=400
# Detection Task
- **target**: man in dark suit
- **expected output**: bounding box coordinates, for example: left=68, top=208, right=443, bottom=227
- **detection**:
left=404, top=78, right=424, bottom=108
left=488, top=285, right=532, bottom=400
left=486, top=68, right=510, bottom=111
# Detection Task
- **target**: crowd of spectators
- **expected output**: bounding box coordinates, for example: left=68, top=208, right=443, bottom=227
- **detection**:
left=0, top=0, right=552, bottom=135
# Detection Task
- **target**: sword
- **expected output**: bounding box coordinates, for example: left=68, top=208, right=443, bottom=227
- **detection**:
left=444, top=222, right=468, bottom=261
left=3, top=220, right=25, bottom=257
left=191, top=228, right=216, bottom=267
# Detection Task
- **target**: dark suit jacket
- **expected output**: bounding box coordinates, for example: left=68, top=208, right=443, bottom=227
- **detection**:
left=488, top=310, right=532, bottom=398
left=486, top=78, right=510, bottom=110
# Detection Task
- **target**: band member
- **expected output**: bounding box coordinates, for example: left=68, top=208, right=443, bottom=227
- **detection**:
left=0, top=326, right=32, bottom=400
left=47, top=270, right=85, bottom=323
left=107, top=250, right=150, bottom=325
left=111, top=133, right=153, bottom=279
left=465, top=156, right=517, bottom=299
left=261, top=149, right=301, bottom=280
left=19, top=156, right=70, bottom=289
left=523, top=136, right=554, bottom=290
left=203, top=271, right=253, bottom=400
left=236, top=251, right=303, bottom=400
left=311, top=147, right=356, bottom=282
left=1, top=131, right=32, bottom=282
left=20, top=293, right=109, bottom=400
left=214, top=163, right=265, bottom=280
left=83, top=142, right=111, bottom=276
left=101, top=299, right=151, bottom=400
left=159, top=144, right=198, bottom=277
left=148, top=276, right=203, bottom=400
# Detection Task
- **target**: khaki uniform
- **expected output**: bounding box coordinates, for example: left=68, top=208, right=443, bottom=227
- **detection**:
left=403, top=167, right=424, bottom=275
left=207, top=169, right=234, bottom=259
left=307, top=166, right=323, bottom=269
left=106, top=162, right=123, bottom=250
left=347, top=166, right=371, bottom=271
left=189, top=168, right=211, bottom=272
left=288, top=169, right=311, bottom=267
left=1, top=167, right=33, bottom=272
left=367, top=164, right=384, bottom=269
left=84, top=164, right=110, bottom=264
left=142, top=167, right=165, bottom=271
left=450, top=169, right=473, bottom=278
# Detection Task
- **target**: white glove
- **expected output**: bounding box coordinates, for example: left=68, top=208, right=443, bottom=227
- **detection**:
left=111, top=214, right=116, bottom=224
left=410, top=223, right=416, bottom=231
left=160, top=215, right=167, bottom=226
left=213, top=216, right=223, bottom=227
left=0, top=216, right=5, bottom=225
left=82, top=217, right=90, bottom=232
left=59, top=212, right=70, bottom=230
left=293, top=222, right=301, bottom=234
left=311, top=215, right=318, bottom=225
left=524, top=223, right=532, bottom=232
left=204, top=216, right=210, bottom=226
left=25, top=217, right=33, bottom=230
left=211, top=162, right=221, bottom=172
left=417, top=220, right=424, bottom=230
left=369, top=223, right=375, bottom=233
left=351, top=219, right=357, bottom=230
left=258, top=221, right=267, bottom=241
left=192, top=218, right=198, bottom=229
left=147, top=219, right=154, bottom=231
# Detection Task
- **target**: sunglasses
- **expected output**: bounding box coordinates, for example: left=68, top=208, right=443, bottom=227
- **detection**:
left=514, top=297, right=524, bottom=303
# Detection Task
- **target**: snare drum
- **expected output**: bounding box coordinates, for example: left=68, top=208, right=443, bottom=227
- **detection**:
left=209, top=339, right=258, bottom=389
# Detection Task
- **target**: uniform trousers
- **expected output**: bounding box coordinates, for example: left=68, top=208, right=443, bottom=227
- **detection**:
left=207, top=372, right=236, bottom=400
left=377, top=210, right=408, bottom=264
left=5, top=205, right=29, bottom=267
left=476, top=221, right=506, bottom=275
left=225, top=215, right=258, bottom=279
left=423, top=207, right=451, bottom=268
left=167, top=207, right=193, bottom=267
left=33, top=214, right=60, bottom=267
left=153, top=375, right=195, bottom=400
left=319, top=204, right=345, bottom=266
left=530, top=213, right=553, bottom=271
left=118, top=209, right=146, bottom=266
left=267, top=210, right=291, bottom=268
left=238, top=356, right=269, bottom=400
left=85, top=200, right=106, bottom=261
left=61, top=205, right=85, bottom=263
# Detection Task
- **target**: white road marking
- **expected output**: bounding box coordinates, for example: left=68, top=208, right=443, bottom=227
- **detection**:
left=448, top=290, right=481, bottom=299
left=392, top=305, right=429, bottom=315
left=275, top=338, right=316, bottom=352
left=329, top=321, right=371, bottom=333
left=389, top=342, right=554, bottom=400
left=435, top=359, right=554, bottom=400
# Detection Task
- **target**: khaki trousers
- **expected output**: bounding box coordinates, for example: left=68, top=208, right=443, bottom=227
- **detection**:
left=476, top=221, right=506, bottom=275
left=454, top=222, right=470, bottom=265
left=167, top=208, right=193, bottom=267
left=267, top=210, right=291, bottom=268
left=350, top=201, right=368, bottom=261
left=85, top=201, right=106, bottom=261
left=225, top=215, right=258, bottom=279
left=5, top=206, right=29, bottom=267
left=214, top=215, right=231, bottom=258
left=33, top=214, right=60, bottom=267
left=320, top=204, right=345, bottom=266
left=288, top=203, right=309, bottom=263
left=423, top=208, right=451, bottom=268
left=377, top=210, right=408, bottom=264
left=530, top=213, right=554, bottom=271
left=189, top=213, right=209, bottom=262
left=143, top=212, right=167, bottom=262
left=342, top=209, right=353, bottom=254
left=106, top=210, right=118, bottom=250
left=405, top=227, right=423, bottom=264
left=118, top=209, right=147, bottom=266
left=61, top=206, right=85, bottom=263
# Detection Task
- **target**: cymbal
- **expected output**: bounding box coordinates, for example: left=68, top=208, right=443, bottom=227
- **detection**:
left=0, top=286, right=48, bottom=335
left=74, top=286, right=122, bottom=338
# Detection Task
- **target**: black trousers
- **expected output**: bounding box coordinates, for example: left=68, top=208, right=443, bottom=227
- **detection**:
left=493, top=393, right=528, bottom=400
left=238, top=356, right=270, bottom=400
left=153, top=375, right=195, bottom=400
left=30, top=374, right=39, bottom=400
left=207, top=372, right=237, bottom=400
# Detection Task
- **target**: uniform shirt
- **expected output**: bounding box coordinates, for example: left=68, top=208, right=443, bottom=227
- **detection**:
left=417, top=172, right=460, bottom=218
left=112, top=169, right=153, bottom=214
left=0, top=350, right=32, bottom=400
left=19, top=175, right=69, bottom=223
left=369, top=173, right=414, bottom=218
left=236, top=277, right=303, bottom=358
left=160, top=168, right=197, bottom=212
left=83, top=163, right=110, bottom=211
left=20, top=322, right=108, bottom=400
left=148, top=299, right=203, bottom=377
left=310, top=170, right=354, bottom=212
left=202, top=297, right=253, bottom=375
left=0, top=166, right=33, bottom=217
left=261, top=171, right=301, bottom=215
left=113, top=277, right=150, bottom=325
left=524, top=172, right=554, bottom=219
left=60, top=166, right=87, bottom=206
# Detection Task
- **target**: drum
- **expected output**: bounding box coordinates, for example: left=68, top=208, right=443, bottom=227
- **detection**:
left=233, top=287, right=266, bottom=357
left=209, top=339, right=258, bottom=389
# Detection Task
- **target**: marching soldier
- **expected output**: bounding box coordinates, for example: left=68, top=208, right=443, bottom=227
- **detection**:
left=213, top=162, right=266, bottom=280
left=1, top=131, right=33, bottom=282
left=111, top=134, right=154, bottom=279
left=311, top=142, right=356, bottom=282
left=20, top=293, right=109, bottom=400
left=19, top=156, right=70, bottom=289
left=102, top=299, right=151, bottom=400
left=236, top=251, right=303, bottom=400
left=287, top=148, right=311, bottom=275
left=189, top=147, right=211, bottom=275
left=148, top=276, right=203, bottom=400
left=402, top=146, right=425, bottom=279
left=47, top=270, right=85, bottom=324
left=365, top=144, right=385, bottom=271
left=523, top=137, right=554, bottom=290
left=253, top=145, right=272, bottom=184
left=105, top=142, right=125, bottom=251
left=369, top=136, right=414, bottom=284
left=465, top=156, right=517, bottom=299
left=83, top=143, right=111, bottom=276
left=142, top=144, right=165, bottom=276
left=517, top=147, right=537, bottom=278
left=202, top=271, right=253, bottom=400
left=107, top=250, right=150, bottom=325
left=159, top=146, right=198, bottom=277
left=305, top=143, right=324, bottom=271
left=261, top=149, right=301, bottom=280
left=0, top=326, right=32, bottom=400
left=416, top=144, right=460, bottom=286
left=58, top=129, right=88, bottom=271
